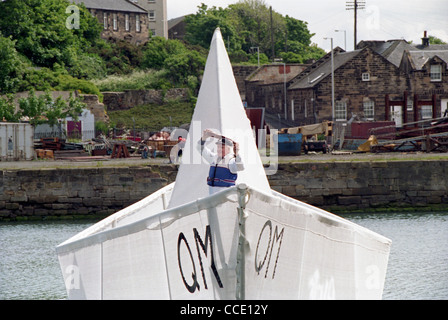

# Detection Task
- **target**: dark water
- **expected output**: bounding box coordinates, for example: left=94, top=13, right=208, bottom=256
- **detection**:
left=341, top=211, right=448, bottom=300
left=1, top=212, right=447, bottom=300
left=0, top=220, right=96, bottom=300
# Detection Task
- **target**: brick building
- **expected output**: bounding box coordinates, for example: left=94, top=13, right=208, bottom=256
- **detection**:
left=287, top=47, right=408, bottom=125
left=245, top=34, right=448, bottom=128
left=73, top=0, right=149, bottom=45
left=359, top=35, right=448, bottom=123
left=399, top=46, right=448, bottom=119
left=245, top=64, right=308, bottom=121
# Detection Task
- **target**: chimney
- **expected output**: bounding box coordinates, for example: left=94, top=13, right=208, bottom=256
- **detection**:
left=422, top=31, right=430, bottom=46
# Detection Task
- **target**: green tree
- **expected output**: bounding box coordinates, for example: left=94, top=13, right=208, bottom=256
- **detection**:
left=17, top=89, right=85, bottom=126
left=228, top=0, right=286, bottom=58
left=185, top=3, right=243, bottom=53
left=429, top=35, right=447, bottom=45
left=0, top=35, right=25, bottom=93
left=284, top=15, right=314, bottom=47
left=0, top=0, right=101, bottom=71
left=0, top=94, right=20, bottom=122
left=185, top=0, right=325, bottom=63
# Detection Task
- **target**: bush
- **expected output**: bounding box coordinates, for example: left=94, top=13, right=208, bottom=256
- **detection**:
left=55, top=75, right=102, bottom=99
left=165, top=50, right=206, bottom=86
left=68, top=52, right=107, bottom=80
left=141, top=37, right=185, bottom=70
left=19, top=68, right=59, bottom=92
left=95, top=121, right=110, bottom=136
left=89, top=39, right=143, bottom=75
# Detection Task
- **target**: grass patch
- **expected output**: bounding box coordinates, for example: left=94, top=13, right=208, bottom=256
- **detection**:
left=92, top=69, right=171, bottom=92
left=108, top=100, right=194, bottom=131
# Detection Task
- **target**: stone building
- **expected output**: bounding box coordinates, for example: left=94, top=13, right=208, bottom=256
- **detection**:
left=245, top=33, right=448, bottom=128
left=168, top=15, right=188, bottom=40
left=131, top=0, right=168, bottom=38
left=245, top=64, right=308, bottom=122
left=73, top=0, right=149, bottom=45
left=359, top=34, right=448, bottom=122
left=287, top=47, right=408, bottom=125
left=399, top=48, right=448, bottom=119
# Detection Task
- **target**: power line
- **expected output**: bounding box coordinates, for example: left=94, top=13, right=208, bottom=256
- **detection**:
left=346, top=0, right=366, bottom=48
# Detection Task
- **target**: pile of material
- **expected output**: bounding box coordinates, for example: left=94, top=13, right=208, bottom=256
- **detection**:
left=35, top=137, right=87, bottom=160
left=54, top=149, right=89, bottom=160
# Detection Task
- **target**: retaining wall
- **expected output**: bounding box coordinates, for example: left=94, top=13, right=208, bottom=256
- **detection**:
left=1, top=160, right=447, bottom=220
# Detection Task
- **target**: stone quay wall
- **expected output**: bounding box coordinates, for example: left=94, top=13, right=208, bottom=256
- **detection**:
left=0, top=165, right=177, bottom=220
left=1, top=160, right=447, bottom=220
left=269, top=160, right=448, bottom=212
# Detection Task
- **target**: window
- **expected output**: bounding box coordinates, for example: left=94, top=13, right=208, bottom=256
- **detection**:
left=442, top=100, right=448, bottom=117
left=136, top=14, right=141, bottom=32
left=103, top=12, right=108, bottom=30
left=113, top=13, right=118, bottom=31
left=125, top=14, right=130, bottom=31
left=335, top=101, right=347, bottom=121
left=422, top=105, right=433, bottom=119
left=363, top=100, right=375, bottom=120
left=430, top=65, right=442, bottom=82
left=149, top=10, right=156, bottom=21
left=150, top=29, right=156, bottom=36
left=362, top=73, right=370, bottom=81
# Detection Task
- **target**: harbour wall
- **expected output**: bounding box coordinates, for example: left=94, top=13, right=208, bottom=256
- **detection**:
left=1, top=160, right=447, bottom=220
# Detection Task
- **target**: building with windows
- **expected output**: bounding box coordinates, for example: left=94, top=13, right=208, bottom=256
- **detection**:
left=245, top=33, right=448, bottom=127
left=130, top=0, right=168, bottom=38
left=286, top=46, right=408, bottom=125
left=73, top=0, right=150, bottom=45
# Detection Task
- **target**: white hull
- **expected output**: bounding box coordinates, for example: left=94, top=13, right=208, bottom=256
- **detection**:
left=57, top=183, right=390, bottom=300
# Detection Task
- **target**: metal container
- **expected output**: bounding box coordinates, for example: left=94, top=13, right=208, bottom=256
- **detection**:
left=351, top=121, right=395, bottom=139
left=276, top=133, right=303, bottom=156
left=0, top=123, right=35, bottom=161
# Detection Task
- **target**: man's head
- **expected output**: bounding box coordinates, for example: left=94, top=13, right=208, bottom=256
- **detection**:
left=217, top=137, right=233, bottom=157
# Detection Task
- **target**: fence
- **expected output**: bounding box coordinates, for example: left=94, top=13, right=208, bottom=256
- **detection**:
left=34, top=130, right=96, bottom=141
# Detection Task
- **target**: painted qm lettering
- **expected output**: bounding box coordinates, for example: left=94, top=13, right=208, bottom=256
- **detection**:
left=177, top=225, right=223, bottom=293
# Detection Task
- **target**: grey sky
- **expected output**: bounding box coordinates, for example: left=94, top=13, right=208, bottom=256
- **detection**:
left=167, top=0, right=448, bottom=52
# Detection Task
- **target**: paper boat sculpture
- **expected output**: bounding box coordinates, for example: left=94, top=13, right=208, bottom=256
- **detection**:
left=57, top=29, right=391, bottom=300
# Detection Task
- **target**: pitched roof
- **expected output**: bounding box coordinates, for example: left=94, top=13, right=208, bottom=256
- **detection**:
left=72, top=0, right=147, bottom=13
left=406, top=50, right=448, bottom=70
left=288, top=50, right=362, bottom=90
left=358, top=40, right=416, bottom=67
left=168, top=16, right=187, bottom=29
left=246, top=64, right=308, bottom=85
left=358, top=40, right=448, bottom=68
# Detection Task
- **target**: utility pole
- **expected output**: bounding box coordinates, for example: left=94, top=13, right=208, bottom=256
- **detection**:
left=346, top=0, right=365, bottom=49
left=270, top=6, right=275, bottom=61
left=324, top=38, right=335, bottom=123
left=324, top=37, right=334, bottom=147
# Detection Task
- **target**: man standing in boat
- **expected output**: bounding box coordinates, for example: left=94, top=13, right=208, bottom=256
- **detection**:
left=199, top=129, right=245, bottom=194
